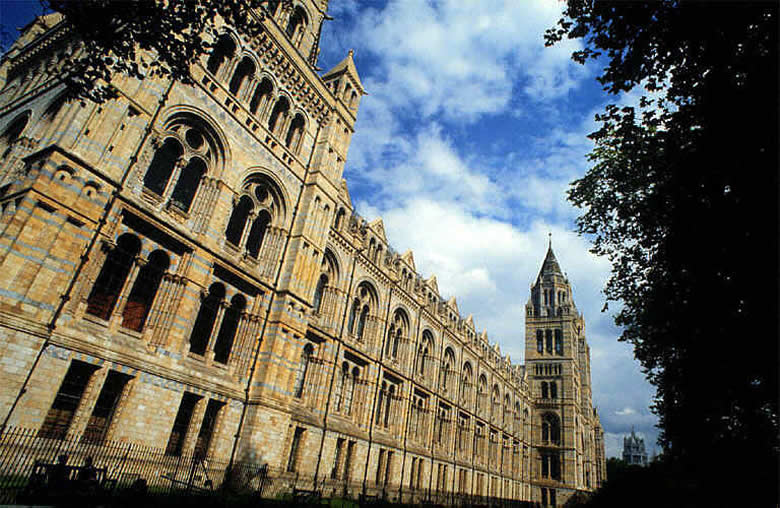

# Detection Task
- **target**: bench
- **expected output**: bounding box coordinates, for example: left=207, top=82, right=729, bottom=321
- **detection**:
left=22, top=459, right=116, bottom=502
left=292, top=487, right=322, bottom=503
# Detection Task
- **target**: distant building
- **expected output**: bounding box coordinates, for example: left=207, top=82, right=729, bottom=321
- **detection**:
left=622, top=429, right=648, bottom=466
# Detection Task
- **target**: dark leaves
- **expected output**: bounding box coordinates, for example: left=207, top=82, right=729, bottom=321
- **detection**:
left=46, top=0, right=267, bottom=102
left=552, top=1, right=778, bottom=503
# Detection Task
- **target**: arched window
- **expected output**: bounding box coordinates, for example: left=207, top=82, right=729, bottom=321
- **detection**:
left=213, top=294, right=246, bottom=364
left=268, top=97, right=290, bottom=135
left=345, top=366, right=359, bottom=415
left=546, top=329, right=553, bottom=353
left=334, top=362, right=347, bottom=412
left=344, top=82, right=353, bottom=103
left=541, top=381, right=548, bottom=399
left=554, top=329, right=563, bottom=355
left=536, top=329, right=543, bottom=353
left=224, top=174, right=286, bottom=259
left=392, top=325, right=402, bottom=357
left=334, top=208, right=345, bottom=230
left=477, top=375, right=488, bottom=415
left=542, top=413, right=561, bottom=445
left=121, top=249, right=170, bottom=331
left=418, top=330, right=434, bottom=377
left=461, top=362, right=473, bottom=405
left=492, top=385, right=501, bottom=417
left=285, top=6, right=308, bottom=44
left=357, top=305, right=369, bottom=339
left=169, top=157, right=206, bottom=212
left=441, top=348, right=455, bottom=392
left=86, top=234, right=141, bottom=320
left=375, top=381, right=386, bottom=425
left=206, top=35, right=236, bottom=77
left=249, top=78, right=273, bottom=115
left=383, top=384, right=395, bottom=427
left=293, top=343, right=313, bottom=398
left=189, top=283, right=225, bottom=355
left=385, top=309, right=407, bottom=360
left=143, top=138, right=183, bottom=196
left=142, top=117, right=221, bottom=213
left=312, top=274, right=327, bottom=314
left=348, top=282, right=376, bottom=342
left=285, top=113, right=305, bottom=152
left=229, top=57, right=255, bottom=97
left=246, top=210, right=271, bottom=259
left=225, top=196, right=253, bottom=246
left=347, top=298, right=359, bottom=333
left=313, top=250, right=338, bottom=316
left=550, top=381, right=558, bottom=399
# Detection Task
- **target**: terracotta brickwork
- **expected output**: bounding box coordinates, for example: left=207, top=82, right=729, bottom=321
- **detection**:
left=0, top=2, right=605, bottom=504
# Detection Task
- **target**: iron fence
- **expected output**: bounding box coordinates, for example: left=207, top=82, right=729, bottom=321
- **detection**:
left=0, top=426, right=540, bottom=506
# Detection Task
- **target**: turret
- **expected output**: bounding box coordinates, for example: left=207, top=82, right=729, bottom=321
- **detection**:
left=322, top=49, right=366, bottom=118
left=527, top=235, right=576, bottom=319
left=311, top=49, right=366, bottom=181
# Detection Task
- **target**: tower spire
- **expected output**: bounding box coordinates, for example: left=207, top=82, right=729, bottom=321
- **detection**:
left=538, top=235, right=563, bottom=279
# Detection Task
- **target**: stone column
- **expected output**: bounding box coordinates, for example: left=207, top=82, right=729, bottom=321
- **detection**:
left=180, top=396, right=207, bottom=457
left=66, top=365, right=109, bottom=441
left=204, top=300, right=229, bottom=360
left=227, top=311, right=250, bottom=371
left=109, top=255, right=145, bottom=330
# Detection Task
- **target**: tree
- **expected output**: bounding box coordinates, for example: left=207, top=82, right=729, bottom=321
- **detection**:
left=547, top=1, right=777, bottom=505
left=36, top=0, right=272, bottom=102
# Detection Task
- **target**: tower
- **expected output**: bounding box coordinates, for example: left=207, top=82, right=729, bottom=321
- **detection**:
left=525, top=238, right=603, bottom=505
left=622, top=428, right=648, bottom=466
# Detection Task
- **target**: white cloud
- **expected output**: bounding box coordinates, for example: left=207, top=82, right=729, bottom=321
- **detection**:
left=352, top=0, right=589, bottom=121
left=354, top=192, right=611, bottom=364
left=332, top=0, right=593, bottom=175
left=348, top=113, right=658, bottom=452
left=322, top=0, right=660, bottom=458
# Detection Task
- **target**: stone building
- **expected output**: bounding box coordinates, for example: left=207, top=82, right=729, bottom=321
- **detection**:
left=622, top=429, right=648, bottom=466
left=0, top=2, right=605, bottom=505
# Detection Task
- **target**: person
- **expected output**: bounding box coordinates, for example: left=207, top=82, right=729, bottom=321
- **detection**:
left=49, top=454, right=70, bottom=491
left=77, top=456, right=99, bottom=493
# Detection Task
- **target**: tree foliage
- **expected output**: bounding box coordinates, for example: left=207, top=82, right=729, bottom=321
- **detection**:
left=42, top=0, right=273, bottom=102
left=547, top=1, right=777, bottom=504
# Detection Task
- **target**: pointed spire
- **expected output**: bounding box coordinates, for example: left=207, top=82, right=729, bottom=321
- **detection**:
left=538, top=234, right=563, bottom=279
left=322, top=48, right=366, bottom=93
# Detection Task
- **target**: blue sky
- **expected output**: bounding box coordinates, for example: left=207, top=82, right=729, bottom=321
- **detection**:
left=1, top=0, right=659, bottom=458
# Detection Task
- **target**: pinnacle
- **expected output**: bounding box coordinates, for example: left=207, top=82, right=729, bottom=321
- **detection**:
left=538, top=239, right=564, bottom=279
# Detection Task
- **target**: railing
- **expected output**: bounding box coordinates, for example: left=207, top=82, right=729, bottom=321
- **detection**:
left=0, top=426, right=542, bottom=506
